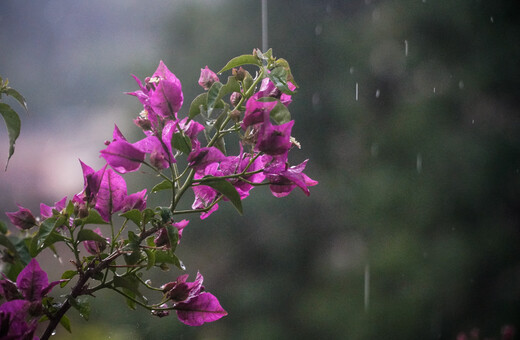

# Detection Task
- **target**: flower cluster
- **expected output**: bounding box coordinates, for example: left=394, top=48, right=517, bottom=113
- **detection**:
left=1, top=50, right=317, bottom=339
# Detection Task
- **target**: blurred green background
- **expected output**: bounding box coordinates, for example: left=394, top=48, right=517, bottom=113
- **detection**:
left=1, top=0, right=519, bottom=339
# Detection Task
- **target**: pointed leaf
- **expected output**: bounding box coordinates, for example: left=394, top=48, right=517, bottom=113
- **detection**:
left=69, top=296, right=91, bottom=321
left=270, top=101, right=292, bottom=125
left=267, top=66, right=295, bottom=95
left=0, top=220, right=7, bottom=234
left=81, top=209, right=110, bottom=225
left=59, top=314, right=72, bottom=333
left=189, top=93, right=207, bottom=119
left=203, top=177, right=243, bottom=214
left=60, top=270, right=77, bottom=288
left=0, top=103, right=21, bottom=169
left=77, top=229, right=107, bottom=243
left=29, top=216, right=66, bottom=257
left=171, top=132, right=192, bottom=155
left=218, top=54, right=261, bottom=74
left=152, top=179, right=173, bottom=193
left=206, top=81, right=223, bottom=113
left=120, top=209, right=142, bottom=227
left=5, top=88, right=28, bottom=111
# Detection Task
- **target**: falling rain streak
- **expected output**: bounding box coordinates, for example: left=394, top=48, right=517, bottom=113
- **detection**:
left=364, top=264, right=370, bottom=312
left=404, top=40, right=409, bottom=56
left=355, top=82, right=359, bottom=101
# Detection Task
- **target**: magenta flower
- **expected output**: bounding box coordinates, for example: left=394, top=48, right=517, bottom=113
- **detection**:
left=241, top=96, right=277, bottom=130
left=255, top=118, right=294, bottom=156
left=187, top=147, right=226, bottom=171
left=5, top=205, right=37, bottom=230
left=264, top=159, right=318, bottom=197
left=154, top=220, right=189, bottom=248
left=16, top=258, right=62, bottom=302
left=122, top=189, right=147, bottom=213
left=128, top=60, right=183, bottom=119
left=40, top=196, right=67, bottom=220
left=78, top=161, right=128, bottom=222
left=254, top=77, right=296, bottom=107
left=198, top=66, right=219, bottom=90
left=83, top=228, right=108, bottom=255
left=219, top=151, right=270, bottom=199
left=100, top=140, right=146, bottom=174
left=0, top=300, right=37, bottom=340
left=160, top=272, right=227, bottom=326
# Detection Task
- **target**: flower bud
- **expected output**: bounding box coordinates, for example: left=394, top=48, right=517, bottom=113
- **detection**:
left=232, top=67, right=247, bottom=82
left=230, top=92, right=242, bottom=107
left=6, top=205, right=37, bottom=230
left=230, top=109, right=241, bottom=123
left=198, top=66, right=219, bottom=90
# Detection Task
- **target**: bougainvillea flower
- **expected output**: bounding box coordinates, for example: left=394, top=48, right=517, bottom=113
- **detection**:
left=83, top=228, right=108, bottom=255
left=160, top=272, right=227, bottom=326
left=5, top=205, right=37, bottom=230
left=241, top=96, right=277, bottom=129
left=219, top=152, right=270, bottom=199
left=0, top=278, right=22, bottom=301
left=191, top=183, right=219, bottom=220
left=255, top=118, right=294, bottom=156
left=128, top=60, right=183, bottom=119
left=0, top=299, right=37, bottom=340
left=79, top=160, right=108, bottom=204
left=154, top=219, right=189, bottom=248
left=175, top=117, right=205, bottom=150
left=16, top=258, right=62, bottom=302
left=121, top=189, right=147, bottom=213
left=40, top=196, right=67, bottom=220
left=187, top=147, right=226, bottom=171
left=100, top=139, right=146, bottom=173
left=198, top=66, right=219, bottom=90
left=264, top=159, right=318, bottom=197
left=94, top=168, right=127, bottom=222
left=254, top=77, right=296, bottom=107
left=175, top=292, right=228, bottom=326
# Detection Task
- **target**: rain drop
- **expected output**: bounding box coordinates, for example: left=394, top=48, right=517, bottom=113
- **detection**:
left=433, top=87, right=436, bottom=93
left=490, top=16, right=494, bottom=23
left=355, top=83, right=359, bottom=101
left=51, top=330, right=56, bottom=336
left=472, top=119, right=475, bottom=124
left=349, top=66, right=355, bottom=74
left=404, top=40, right=409, bottom=56
left=458, top=80, right=464, bottom=89
left=315, top=24, right=322, bottom=36
left=375, top=89, right=380, bottom=98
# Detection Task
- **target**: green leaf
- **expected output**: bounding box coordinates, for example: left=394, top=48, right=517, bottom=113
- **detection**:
left=0, top=233, right=16, bottom=253
left=202, top=177, right=243, bottom=215
left=218, top=54, right=262, bottom=74
left=29, top=216, right=67, bottom=257
left=59, top=315, right=72, bottom=333
left=65, top=200, right=74, bottom=216
left=69, top=296, right=91, bottom=321
left=120, top=209, right=142, bottom=227
left=0, top=220, right=7, bottom=234
left=219, top=76, right=241, bottom=100
left=123, top=231, right=141, bottom=265
left=0, top=102, right=21, bottom=169
left=77, top=229, right=106, bottom=243
left=142, top=208, right=155, bottom=225
left=171, top=132, right=192, bottom=155
left=274, top=58, right=298, bottom=87
left=213, top=105, right=230, bottom=132
left=155, top=250, right=185, bottom=270
left=81, top=209, right=109, bottom=225
left=13, top=237, right=31, bottom=265
left=165, top=224, right=179, bottom=253
left=189, top=93, right=207, bottom=119
left=207, top=81, right=223, bottom=113
left=144, top=248, right=155, bottom=270
left=113, top=274, right=146, bottom=302
left=60, top=270, right=78, bottom=288
left=267, top=66, right=296, bottom=95
left=270, top=101, right=292, bottom=125
left=124, top=289, right=137, bottom=310
left=5, top=88, right=28, bottom=111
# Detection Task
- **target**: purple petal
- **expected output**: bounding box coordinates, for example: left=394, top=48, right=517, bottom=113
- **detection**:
left=187, top=147, right=226, bottom=171
left=175, top=292, right=228, bottom=326
left=94, top=168, right=128, bottom=222
left=100, top=140, right=146, bottom=173
left=16, top=259, right=48, bottom=301
left=6, top=205, right=37, bottom=231
left=122, top=189, right=147, bottom=212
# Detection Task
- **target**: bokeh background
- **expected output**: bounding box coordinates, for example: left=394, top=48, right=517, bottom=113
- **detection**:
left=1, top=0, right=520, bottom=339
